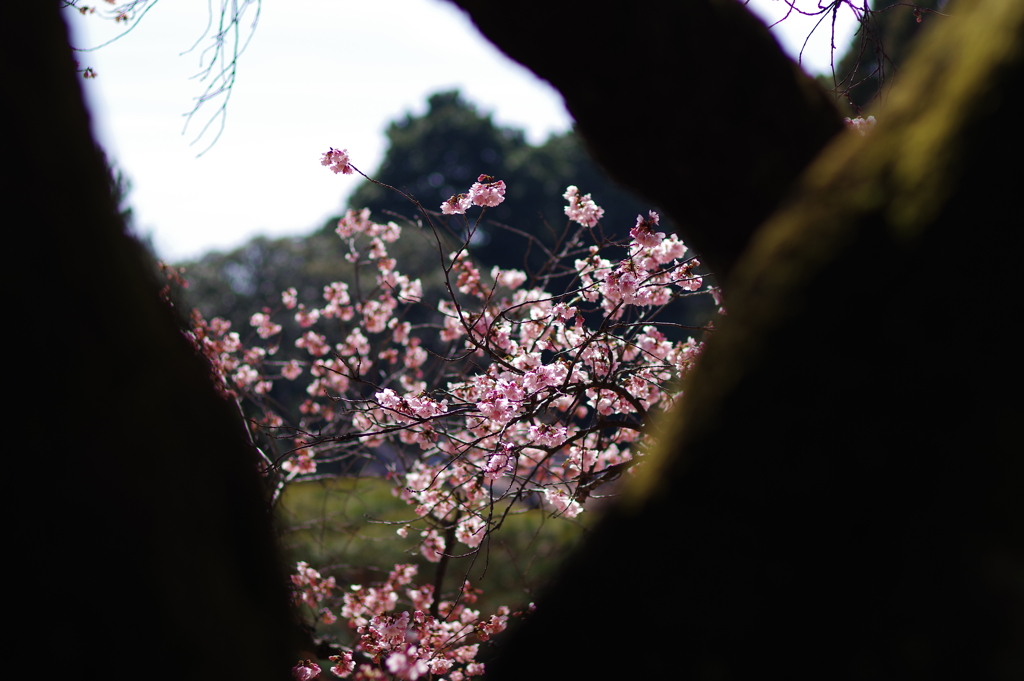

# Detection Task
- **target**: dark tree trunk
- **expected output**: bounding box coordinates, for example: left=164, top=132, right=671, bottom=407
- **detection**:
left=7, top=6, right=299, bottom=679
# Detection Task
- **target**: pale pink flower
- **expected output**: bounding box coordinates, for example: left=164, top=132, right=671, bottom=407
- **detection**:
left=523, top=362, right=568, bottom=392
left=452, top=645, right=479, bottom=664
left=295, top=305, right=321, bottom=328
left=336, top=208, right=372, bottom=238
left=374, top=610, right=410, bottom=644
left=209, top=317, right=232, bottom=336
left=477, top=396, right=516, bottom=423
left=468, top=175, right=506, bottom=207
left=293, top=660, right=322, bottom=681
left=243, top=346, right=266, bottom=365
left=527, top=422, right=567, bottom=448
left=630, top=211, right=665, bottom=248
left=388, top=563, right=418, bottom=587
left=321, top=147, right=354, bottom=175
left=428, top=658, right=453, bottom=675
left=245, top=311, right=278, bottom=337
left=441, top=194, right=472, bottom=215
left=233, top=364, right=259, bottom=388
left=407, top=584, right=433, bottom=613
left=455, top=514, right=486, bottom=548
left=329, top=653, right=354, bottom=678
left=397, top=276, right=423, bottom=301
left=282, top=360, right=303, bottom=380
left=375, top=388, right=402, bottom=411
left=283, top=453, right=317, bottom=475
left=563, top=186, right=605, bottom=227
left=404, top=345, right=428, bottom=370
left=282, top=287, right=298, bottom=309
left=420, top=529, right=445, bottom=562
left=652, top=234, right=688, bottom=263
left=296, top=330, right=329, bottom=356
left=484, top=442, right=517, bottom=481
left=543, top=487, right=583, bottom=518
left=384, top=645, right=429, bottom=680
left=491, top=266, right=527, bottom=289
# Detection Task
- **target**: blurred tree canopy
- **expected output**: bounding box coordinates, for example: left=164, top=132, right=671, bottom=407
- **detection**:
left=180, top=89, right=683, bottom=341
left=344, top=90, right=669, bottom=269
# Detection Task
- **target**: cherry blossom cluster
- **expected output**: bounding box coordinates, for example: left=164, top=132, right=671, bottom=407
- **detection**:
left=182, top=161, right=712, bottom=550
left=292, top=561, right=339, bottom=624
left=322, top=147, right=355, bottom=175
left=441, top=175, right=507, bottom=214
left=173, top=152, right=716, bottom=676
left=291, top=562, right=523, bottom=680
left=563, top=185, right=605, bottom=227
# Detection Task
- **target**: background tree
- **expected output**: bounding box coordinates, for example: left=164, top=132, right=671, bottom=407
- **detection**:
left=345, top=90, right=675, bottom=270
left=182, top=90, right=682, bottom=329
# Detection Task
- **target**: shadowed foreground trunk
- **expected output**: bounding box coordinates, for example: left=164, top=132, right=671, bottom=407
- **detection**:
left=8, top=6, right=298, bottom=679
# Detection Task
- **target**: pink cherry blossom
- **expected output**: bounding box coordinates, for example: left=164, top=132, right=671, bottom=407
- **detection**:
left=543, top=487, right=583, bottom=518
left=246, top=311, right=280, bottom=337
left=281, top=360, right=303, bottom=380
left=384, top=645, right=429, bottom=680
left=468, top=175, right=506, bottom=207
left=293, top=660, right=322, bottom=681
left=441, top=193, right=472, bottom=215
left=329, top=653, right=354, bottom=678
left=321, top=147, right=354, bottom=174
left=563, top=185, right=605, bottom=227
left=419, top=529, right=445, bottom=562
left=282, top=287, right=298, bottom=309
left=630, top=211, right=665, bottom=248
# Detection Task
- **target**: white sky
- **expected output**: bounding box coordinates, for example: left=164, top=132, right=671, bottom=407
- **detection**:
left=64, top=0, right=860, bottom=263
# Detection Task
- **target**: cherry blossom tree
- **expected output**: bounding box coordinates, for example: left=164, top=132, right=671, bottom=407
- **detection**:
left=179, top=147, right=721, bottom=678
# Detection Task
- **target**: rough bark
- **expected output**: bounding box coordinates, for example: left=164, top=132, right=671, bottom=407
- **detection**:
left=8, top=6, right=298, bottom=678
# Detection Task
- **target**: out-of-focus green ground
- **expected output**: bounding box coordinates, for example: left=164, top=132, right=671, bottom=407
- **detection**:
left=276, top=477, right=595, bottom=646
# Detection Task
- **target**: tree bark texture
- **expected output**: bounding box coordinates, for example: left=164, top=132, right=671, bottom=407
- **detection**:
left=6, top=6, right=299, bottom=679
